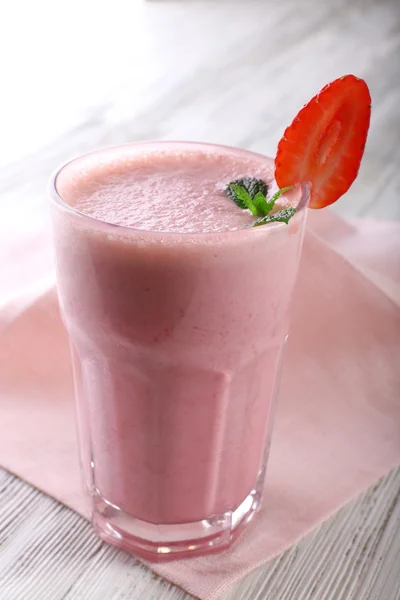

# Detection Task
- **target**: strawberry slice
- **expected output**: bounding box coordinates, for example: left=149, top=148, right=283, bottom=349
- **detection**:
left=275, top=75, right=371, bottom=209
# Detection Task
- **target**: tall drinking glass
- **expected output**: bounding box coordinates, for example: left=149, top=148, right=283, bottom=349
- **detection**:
left=50, top=142, right=309, bottom=559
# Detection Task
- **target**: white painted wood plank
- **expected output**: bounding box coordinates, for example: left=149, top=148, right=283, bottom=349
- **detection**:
left=1, top=467, right=399, bottom=600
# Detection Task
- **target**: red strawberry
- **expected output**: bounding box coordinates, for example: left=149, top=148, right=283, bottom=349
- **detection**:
left=275, top=75, right=371, bottom=209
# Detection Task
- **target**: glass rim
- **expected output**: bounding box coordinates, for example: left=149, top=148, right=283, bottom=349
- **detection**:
left=48, top=140, right=310, bottom=239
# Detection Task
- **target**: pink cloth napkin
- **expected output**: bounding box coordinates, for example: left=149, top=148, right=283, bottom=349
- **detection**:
left=0, top=210, right=399, bottom=600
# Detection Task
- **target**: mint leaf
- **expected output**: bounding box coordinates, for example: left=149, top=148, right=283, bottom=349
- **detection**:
left=226, top=177, right=269, bottom=216
left=253, top=208, right=296, bottom=227
left=227, top=183, right=258, bottom=216
left=225, top=179, right=296, bottom=224
left=226, top=177, right=268, bottom=202
left=269, top=186, right=295, bottom=204
left=225, top=182, right=249, bottom=209
left=263, top=185, right=295, bottom=215
left=252, top=191, right=270, bottom=216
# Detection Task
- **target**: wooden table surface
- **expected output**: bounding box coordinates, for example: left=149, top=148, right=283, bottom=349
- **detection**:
left=1, top=1, right=400, bottom=599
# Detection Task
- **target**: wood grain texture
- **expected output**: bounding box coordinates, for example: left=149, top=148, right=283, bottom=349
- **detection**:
left=1, top=467, right=400, bottom=600
left=1, top=0, right=400, bottom=598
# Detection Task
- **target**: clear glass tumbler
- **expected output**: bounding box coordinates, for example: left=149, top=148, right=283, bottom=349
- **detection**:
left=50, top=142, right=309, bottom=559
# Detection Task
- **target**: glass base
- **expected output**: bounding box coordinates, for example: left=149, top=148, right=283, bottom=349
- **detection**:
left=91, top=487, right=262, bottom=560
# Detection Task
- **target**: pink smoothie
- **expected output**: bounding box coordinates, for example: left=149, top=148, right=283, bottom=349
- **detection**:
left=52, top=143, right=305, bottom=527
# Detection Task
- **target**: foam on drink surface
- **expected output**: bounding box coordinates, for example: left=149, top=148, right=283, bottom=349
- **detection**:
left=57, top=147, right=274, bottom=233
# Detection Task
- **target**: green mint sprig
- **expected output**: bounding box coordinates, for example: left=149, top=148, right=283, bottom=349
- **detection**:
left=225, top=177, right=295, bottom=227
left=226, top=183, right=258, bottom=216
left=225, top=177, right=268, bottom=208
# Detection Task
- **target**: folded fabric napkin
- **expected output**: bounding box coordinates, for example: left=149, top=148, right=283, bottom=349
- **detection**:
left=0, top=210, right=399, bottom=600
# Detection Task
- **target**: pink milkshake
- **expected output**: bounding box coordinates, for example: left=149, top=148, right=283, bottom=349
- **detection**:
left=50, top=142, right=308, bottom=558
